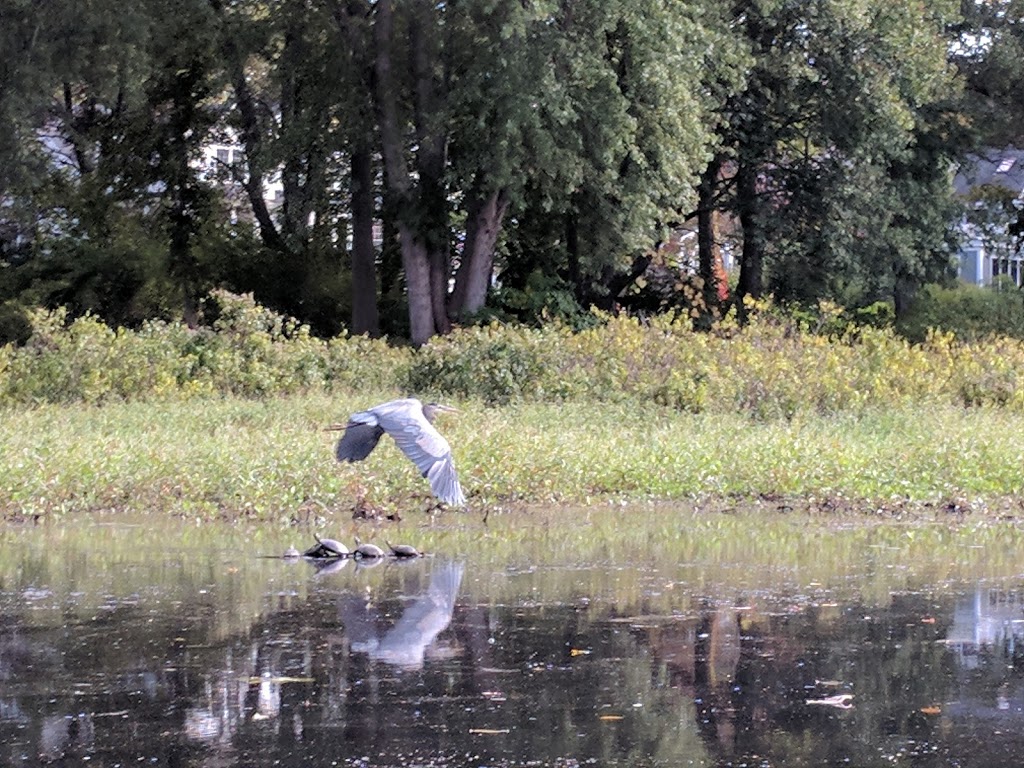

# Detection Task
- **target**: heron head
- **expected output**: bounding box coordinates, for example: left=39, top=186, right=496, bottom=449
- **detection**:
left=422, top=402, right=458, bottom=423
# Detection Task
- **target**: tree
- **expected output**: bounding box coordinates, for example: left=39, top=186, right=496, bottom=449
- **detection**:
left=210, top=0, right=355, bottom=336
left=329, top=0, right=380, bottom=336
left=0, top=0, right=230, bottom=328
left=364, top=0, right=742, bottom=342
left=704, top=0, right=962, bottom=316
left=951, top=0, right=1024, bottom=147
left=456, top=1, right=745, bottom=322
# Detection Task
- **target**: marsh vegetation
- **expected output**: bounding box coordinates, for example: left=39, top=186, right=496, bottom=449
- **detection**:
left=2, top=294, right=1024, bottom=520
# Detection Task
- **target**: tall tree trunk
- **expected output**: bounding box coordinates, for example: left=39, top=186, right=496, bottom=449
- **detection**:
left=893, top=275, right=914, bottom=320
left=736, top=159, right=764, bottom=307
left=410, top=1, right=450, bottom=336
left=697, top=155, right=723, bottom=322
left=168, top=196, right=200, bottom=328
left=332, top=0, right=379, bottom=335
left=279, top=7, right=304, bottom=243
left=373, top=0, right=435, bottom=345
left=401, top=228, right=436, bottom=345
left=209, top=0, right=288, bottom=254
left=166, top=125, right=200, bottom=326
left=61, top=83, right=96, bottom=175
left=350, top=144, right=378, bottom=335
left=566, top=210, right=582, bottom=301
left=164, top=64, right=207, bottom=327
left=451, top=188, right=509, bottom=317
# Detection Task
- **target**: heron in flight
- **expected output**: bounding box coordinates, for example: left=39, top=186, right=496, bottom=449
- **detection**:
left=328, top=398, right=466, bottom=506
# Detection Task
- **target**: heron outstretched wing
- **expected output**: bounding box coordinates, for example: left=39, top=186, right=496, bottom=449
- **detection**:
left=426, top=456, right=465, bottom=506
left=335, top=422, right=386, bottom=462
left=388, top=423, right=465, bottom=506
left=366, top=399, right=464, bottom=506
left=334, top=398, right=465, bottom=506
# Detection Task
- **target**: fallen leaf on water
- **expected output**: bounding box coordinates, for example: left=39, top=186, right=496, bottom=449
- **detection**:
left=570, top=648, right=591, bottom=657
left=599, top=715, right=624, bottom=721
left=806, top=694, right=853, bottom=709
left=921, top=617, right=937, bottom=624
left=920, top=706, right=942, bottom=715
left=469, top=728, right=511, bottom=735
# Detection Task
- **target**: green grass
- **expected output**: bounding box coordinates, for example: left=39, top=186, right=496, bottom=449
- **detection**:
left=2, top=393, right=1023, bottom=520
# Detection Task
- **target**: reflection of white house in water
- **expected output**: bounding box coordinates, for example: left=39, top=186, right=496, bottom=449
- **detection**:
left=946, top=588, right=1024, bottom=668
left=954, top=147, right=1024, bottom=287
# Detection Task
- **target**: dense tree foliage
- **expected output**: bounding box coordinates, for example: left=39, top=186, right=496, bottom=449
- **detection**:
left=0, top=0, right=1012, bottom=343
left=951, top=0, right=1024, bottom=147
left=702, top=0, right=963, bottom=317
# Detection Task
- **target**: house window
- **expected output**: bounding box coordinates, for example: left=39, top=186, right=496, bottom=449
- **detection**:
left=996, top=157, right=1016, bottom=173
left=991, top=256, right=1024, bottom=287
left=216, top=148, right=229, bottom=165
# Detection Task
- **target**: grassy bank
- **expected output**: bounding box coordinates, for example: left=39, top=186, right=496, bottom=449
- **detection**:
left=2, top=393, right=1022, bottom=520
left=3, top=292, right=1024, bottom=520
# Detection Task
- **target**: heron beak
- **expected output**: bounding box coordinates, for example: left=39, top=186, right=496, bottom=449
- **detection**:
left=435, top=404, right=459, bottom=413
left=324, top=423, right=348, bottom=432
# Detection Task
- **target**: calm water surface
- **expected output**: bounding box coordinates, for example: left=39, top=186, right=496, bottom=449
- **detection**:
left=2, top=506, right=1024, bottom=767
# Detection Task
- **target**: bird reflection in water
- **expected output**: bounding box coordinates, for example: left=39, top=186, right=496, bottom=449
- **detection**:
left=340, top=561, right=464, bottom=669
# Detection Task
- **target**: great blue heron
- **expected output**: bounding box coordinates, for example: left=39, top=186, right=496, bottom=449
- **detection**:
left=328, top=398, right=466, bottom=506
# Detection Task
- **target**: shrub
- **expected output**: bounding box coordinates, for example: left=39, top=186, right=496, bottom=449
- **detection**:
left=898, top=282, right=1024, bottom=343
left=403, top=323, right=554, bottom=404
left=0, top=292, right=408, bottom=404
left=6, top=290, right=1024, bottom=416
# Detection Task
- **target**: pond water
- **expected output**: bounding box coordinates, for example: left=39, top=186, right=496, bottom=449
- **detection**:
left=3, top=506, right=1024, bottom=767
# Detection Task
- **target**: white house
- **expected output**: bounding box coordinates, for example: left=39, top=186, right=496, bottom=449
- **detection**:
left=954, top=146, right=1024, bottom=286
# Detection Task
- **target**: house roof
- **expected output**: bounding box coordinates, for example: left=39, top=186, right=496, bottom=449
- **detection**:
left=954, top=146, right=1024, bottom=197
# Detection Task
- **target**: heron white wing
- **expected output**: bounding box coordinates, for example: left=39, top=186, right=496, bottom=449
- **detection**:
left=388, top=422, right=465, bottom=506
left=390, top=405, right=465, bottom=505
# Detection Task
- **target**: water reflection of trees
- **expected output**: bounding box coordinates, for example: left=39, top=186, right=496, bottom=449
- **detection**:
left=8, top=560, right=1024, bottom=765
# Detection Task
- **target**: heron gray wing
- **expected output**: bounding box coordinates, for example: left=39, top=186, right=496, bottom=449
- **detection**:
left=336, top=423, right=386, bottom=462
left=388, top=423, right=465, bottom=505
left=371, top=562, right=464, bottom=668
left=427, top=458, right=466, bottom=506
